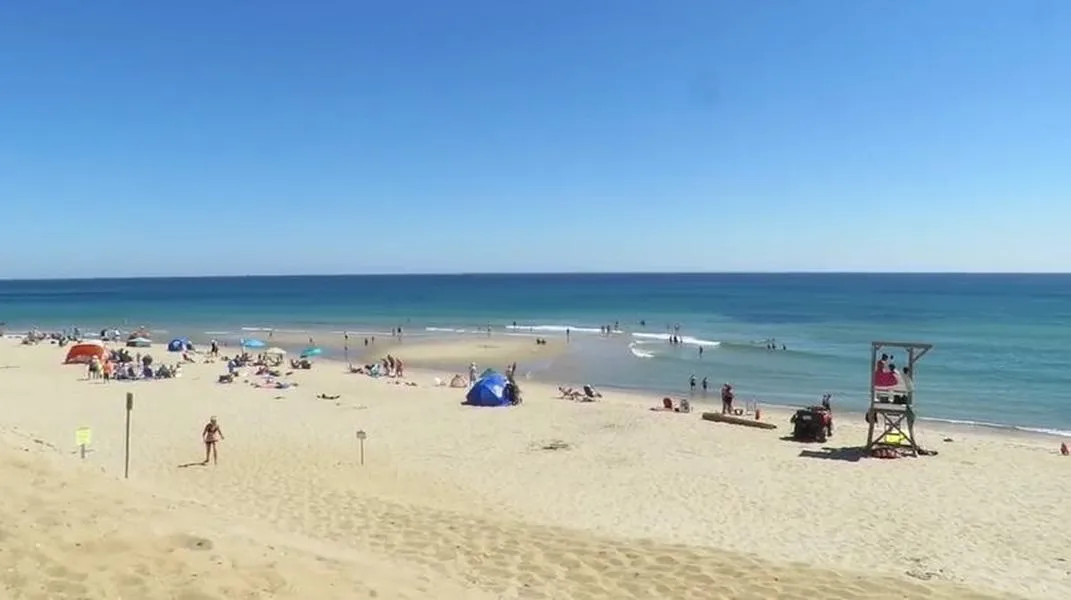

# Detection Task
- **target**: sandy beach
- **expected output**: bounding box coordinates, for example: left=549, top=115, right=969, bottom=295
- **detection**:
left=0, top=335, right=1066, bottom=599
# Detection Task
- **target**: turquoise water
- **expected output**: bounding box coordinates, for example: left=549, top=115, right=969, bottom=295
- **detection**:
left=2, top=273, right=1069, bottom=436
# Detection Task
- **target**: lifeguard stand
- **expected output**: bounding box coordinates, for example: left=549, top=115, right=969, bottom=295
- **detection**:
left=866, top=341, right=932, bottom=457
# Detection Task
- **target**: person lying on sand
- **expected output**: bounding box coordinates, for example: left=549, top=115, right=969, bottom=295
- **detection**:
left=202, top=416, right=223, bottom=465
left=558, top=386, right=583, bottom=400
left=317, top=393, right=341, bottom=400
left=650, top=397, right=691, bottom=413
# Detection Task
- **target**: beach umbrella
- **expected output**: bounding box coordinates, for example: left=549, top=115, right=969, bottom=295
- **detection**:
left=241, top=338, right=266, bottom=350
left=300, top=346, right=323, bottom=358
left=265, top=347, right=286, bottom=355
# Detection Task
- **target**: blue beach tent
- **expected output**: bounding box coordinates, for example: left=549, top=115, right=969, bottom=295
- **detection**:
left=167, top=338, right=190, bottom=352
left=464, top=371, right=512, bottom=407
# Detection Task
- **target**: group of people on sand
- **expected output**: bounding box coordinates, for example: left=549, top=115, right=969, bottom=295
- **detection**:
left=465, top=360, right=518, bottom=384
left=351, top=354, right=405, bottom=378
left=87, top=348, right=183, bottom=381
left=558, top=384, right=602, bottom=402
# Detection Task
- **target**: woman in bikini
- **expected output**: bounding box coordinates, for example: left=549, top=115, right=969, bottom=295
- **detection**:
left=202, top=416, right=223, bottom=465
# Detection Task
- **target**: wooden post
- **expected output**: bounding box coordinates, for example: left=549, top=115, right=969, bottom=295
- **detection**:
left=356, top=430, right=366, bottom=465
left=124, top=392, right=133, bottom=478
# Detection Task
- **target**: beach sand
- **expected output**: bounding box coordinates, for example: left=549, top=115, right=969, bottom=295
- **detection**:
left=1, top=336, right=1066, bottom=599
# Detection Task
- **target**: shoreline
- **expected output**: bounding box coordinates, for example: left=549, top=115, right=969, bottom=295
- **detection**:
left=9, top=327, right=1070, bottom=443
left=327, top=334, right=1071, bottom=444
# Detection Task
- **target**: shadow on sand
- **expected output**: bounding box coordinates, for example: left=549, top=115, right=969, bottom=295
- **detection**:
left=797, top=446, right=868, bottom=462
left=778, top=436, right=868, bottom=462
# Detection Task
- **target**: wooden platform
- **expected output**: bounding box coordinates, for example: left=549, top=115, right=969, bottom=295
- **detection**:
left=701, top=412, right=778, bottom=430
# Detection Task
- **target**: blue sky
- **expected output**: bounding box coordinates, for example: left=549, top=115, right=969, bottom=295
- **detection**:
left=1, top=1, right=1068, bottom=277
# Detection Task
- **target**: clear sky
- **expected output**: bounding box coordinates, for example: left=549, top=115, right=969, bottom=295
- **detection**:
left=1, top=1, right=1068, bottom=278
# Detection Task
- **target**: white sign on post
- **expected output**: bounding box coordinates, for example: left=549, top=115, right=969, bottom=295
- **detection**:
left=75, top=427, right=92, bottom=459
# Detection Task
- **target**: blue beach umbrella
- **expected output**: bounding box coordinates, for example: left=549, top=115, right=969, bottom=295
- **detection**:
left=300, top=346, right=323, bottom=359
left=241, top=338, right=267, bottom=350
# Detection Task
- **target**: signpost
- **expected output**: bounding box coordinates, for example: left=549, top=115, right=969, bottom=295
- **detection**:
left=344, top=331, right=350, bottom=367
left=356, top=429, right=366, bottom=466
left=124, top=392, right=133, bottom=478
left=75, top=427, right=92, bottom=459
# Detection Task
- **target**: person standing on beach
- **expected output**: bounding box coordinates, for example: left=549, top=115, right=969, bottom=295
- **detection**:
left=469, top=362, right=478, bottom=384
left=721, top=384, right=734, bottom=414
left=202, top=416, right=223, bottom=465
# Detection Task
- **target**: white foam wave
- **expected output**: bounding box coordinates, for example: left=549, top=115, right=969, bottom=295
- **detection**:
left=203, top=330, right=231, bottom=335
left=628, top=342, right=655, bottom=359
left=631, top=332, right=720, bottom=347
left=425, top=327, right=468, bottom=334
left=239, top=327, right=316, bottom=335
left=506, top=324, right=620, bottom=334
left=920, top=416, right=1071, bottom=438
left=1015, top=426, right=1071, bottom=438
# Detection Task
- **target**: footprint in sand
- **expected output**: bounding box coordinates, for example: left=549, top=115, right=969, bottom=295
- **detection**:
left=170, top=533, right=215, bottom=552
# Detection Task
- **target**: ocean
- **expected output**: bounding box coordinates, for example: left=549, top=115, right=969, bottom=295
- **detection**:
left=2, top=273, right=1069, bottom=437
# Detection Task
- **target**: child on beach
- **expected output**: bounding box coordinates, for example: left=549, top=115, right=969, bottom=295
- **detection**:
left=202, top=416, right=224, bottom=465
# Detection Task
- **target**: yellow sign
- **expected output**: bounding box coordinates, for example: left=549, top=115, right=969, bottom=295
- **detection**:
left=75, top=427, right=92, bottom=446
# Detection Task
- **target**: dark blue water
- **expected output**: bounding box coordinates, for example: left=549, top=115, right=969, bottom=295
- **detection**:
left=3, top=273, right=1070, bottom=435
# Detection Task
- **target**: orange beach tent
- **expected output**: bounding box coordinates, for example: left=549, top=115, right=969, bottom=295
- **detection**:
left=65, top=343, right=107, bottom=364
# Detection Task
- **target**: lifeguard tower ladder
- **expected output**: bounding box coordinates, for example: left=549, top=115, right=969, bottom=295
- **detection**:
left=866, top=341, right=932, bottom=457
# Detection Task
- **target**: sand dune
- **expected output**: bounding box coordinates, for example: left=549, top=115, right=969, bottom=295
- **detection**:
left=0, top=428, right=490, bottom=600
left=1, top=337, right=1062, bottom=599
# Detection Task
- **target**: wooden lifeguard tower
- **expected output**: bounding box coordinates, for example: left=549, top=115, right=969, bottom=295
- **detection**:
left=866, top=341, right=932, bottom=457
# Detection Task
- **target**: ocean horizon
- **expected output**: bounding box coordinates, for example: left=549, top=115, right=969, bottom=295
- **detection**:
left=3, top=273, right=1070, bottom=437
